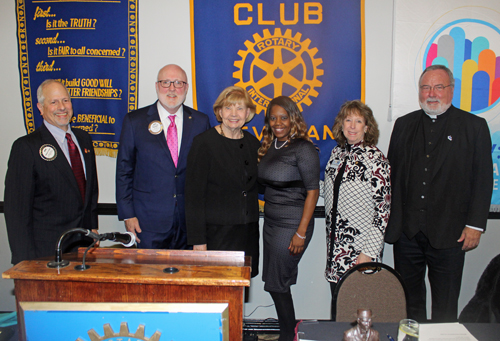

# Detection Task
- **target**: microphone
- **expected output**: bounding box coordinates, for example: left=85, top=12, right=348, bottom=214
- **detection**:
left=100, top=232, right=136, bottom=247
left=47, top=228, right=135, bottom=270
left=85, top=230, right=101, bottom=240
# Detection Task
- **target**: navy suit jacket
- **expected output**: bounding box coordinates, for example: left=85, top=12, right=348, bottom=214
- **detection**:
left=385, top=105, right=493, bottom=249
left=115, top=102, right=210, bottom=233
left=4, top=124, right=98, bottom=264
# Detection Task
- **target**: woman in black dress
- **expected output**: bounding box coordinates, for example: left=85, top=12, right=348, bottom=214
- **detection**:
left=185, top=86, right=260, bottom=277
left=258, top=96, right=320, bottom=340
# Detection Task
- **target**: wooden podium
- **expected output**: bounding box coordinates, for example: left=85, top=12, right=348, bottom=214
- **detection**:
left=2, top=248, right=251, bottom=340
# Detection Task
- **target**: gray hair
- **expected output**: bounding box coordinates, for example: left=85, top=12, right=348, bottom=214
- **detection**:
left=419, top=64, right=455, bottom=88
left=37, top=79, right=68, bottom=104
left=156, top=64, right=188, bottom=82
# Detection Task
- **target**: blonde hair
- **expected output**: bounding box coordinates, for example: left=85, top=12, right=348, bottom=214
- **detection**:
left=213, top=86, right=256, bottom=122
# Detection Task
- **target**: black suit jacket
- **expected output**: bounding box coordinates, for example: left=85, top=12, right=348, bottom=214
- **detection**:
left=4, top=124, right=98, bottom=264
left=385, top=105, right=492, bottom=249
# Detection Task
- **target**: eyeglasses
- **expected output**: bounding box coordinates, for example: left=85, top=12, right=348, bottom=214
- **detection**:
left=420, top=84, right=452, bottom=93
left=157, top=80, right=187, bottom=89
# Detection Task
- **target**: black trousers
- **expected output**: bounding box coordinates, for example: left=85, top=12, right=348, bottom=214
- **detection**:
left=329, top=281, right=338, bottom=321
left=394, top=231, right=465, bottom=322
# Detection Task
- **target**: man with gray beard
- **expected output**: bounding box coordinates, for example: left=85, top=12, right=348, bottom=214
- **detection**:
left=116, top=64, right=210, bottom=250
left=385, top=65, right=493, bottom=322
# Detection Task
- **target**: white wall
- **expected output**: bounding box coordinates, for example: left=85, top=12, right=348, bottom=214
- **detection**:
left=1, top=0, right=499, bottom=321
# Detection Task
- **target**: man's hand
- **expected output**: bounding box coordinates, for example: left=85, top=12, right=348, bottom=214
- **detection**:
left=91, top=229, right=100, bottom=246
left=124, top=217, right=142, bottom=243
left=193, top=244, right=207, bottom=251
left=457, top=226, right=482, bottom=251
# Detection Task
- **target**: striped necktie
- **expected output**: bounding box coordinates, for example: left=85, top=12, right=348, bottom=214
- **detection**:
left=66, top=133, right=86, bottom=201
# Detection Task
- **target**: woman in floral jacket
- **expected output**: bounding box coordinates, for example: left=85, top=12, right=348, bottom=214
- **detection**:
left=324, top=100, right=391, bottom=319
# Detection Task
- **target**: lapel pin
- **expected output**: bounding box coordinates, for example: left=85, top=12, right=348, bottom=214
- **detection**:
left=189, top=116, right=192, bottom=120
left=448, top=135, right=452, bottom=141
left=148, top=121, right=163, bottom=135
left=84, top=148, right=90, bottom=154
left=39, top=144, right=57, bottom=161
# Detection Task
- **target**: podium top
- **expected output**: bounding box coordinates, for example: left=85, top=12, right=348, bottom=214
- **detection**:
left=2, top=248, right=251, bottom=287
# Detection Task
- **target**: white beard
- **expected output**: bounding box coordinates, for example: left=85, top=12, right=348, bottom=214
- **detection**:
left=419, top=99, right=451, bottom=116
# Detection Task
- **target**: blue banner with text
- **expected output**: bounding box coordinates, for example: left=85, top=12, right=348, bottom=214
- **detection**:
left=16, top=0, right=138, bottom=157
left=191, top=0, right=363, bottom=178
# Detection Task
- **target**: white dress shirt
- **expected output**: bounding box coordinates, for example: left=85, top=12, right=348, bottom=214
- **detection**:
left=44, top=120, right=87, bottom=178
left=157, top=102, right=183, bottom=154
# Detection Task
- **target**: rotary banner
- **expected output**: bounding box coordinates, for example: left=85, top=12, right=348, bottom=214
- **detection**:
left=191, top=0, right=364, bottom=178
left=392, top=0, right=500, bottom=212
left=16, top=0, right=138, bottom=157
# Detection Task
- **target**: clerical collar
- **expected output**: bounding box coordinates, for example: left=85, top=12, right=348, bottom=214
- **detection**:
left=424, top=106, right=452, bottom=120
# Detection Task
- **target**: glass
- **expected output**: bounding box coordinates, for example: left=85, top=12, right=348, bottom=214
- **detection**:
left=419, top=84, right=451, bottom=93
left=398, top=319, right=419, bottom=341
left=157, top=80, right=186, bottom=88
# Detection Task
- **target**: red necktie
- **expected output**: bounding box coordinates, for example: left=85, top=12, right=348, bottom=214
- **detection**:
left=167, top=115, right=178, bottom=167
left=66, top=133, right=86, bottom=201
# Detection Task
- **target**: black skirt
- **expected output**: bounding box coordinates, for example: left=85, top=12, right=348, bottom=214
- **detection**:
left=206, top=221, right=260, bottom=277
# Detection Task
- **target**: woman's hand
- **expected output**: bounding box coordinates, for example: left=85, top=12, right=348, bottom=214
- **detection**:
left=289, top=233, right=305, bottom=255
left=356, top=252, right=372, bottom=265
left=288, top=188, right=319, bottom=256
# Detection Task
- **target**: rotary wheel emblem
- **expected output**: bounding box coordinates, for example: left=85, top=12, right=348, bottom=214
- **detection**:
left=76, top=322, right=161, bottom=341
left=233, top=28, right=324, bottom=114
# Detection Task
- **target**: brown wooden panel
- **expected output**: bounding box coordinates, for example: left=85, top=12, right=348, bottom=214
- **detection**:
left=83, top=247, right=247, bottom=265
left=4, top=260, right=250, bottom=286
left=5, top=250, right=250, bottom=341
left=14, top=279, right=244, bottom=341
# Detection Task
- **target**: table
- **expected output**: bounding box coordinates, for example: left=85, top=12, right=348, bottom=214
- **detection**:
left=297, top=320, right=500, bottom=341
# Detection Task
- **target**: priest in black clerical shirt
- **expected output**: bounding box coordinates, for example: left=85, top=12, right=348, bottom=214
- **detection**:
left=385, top=64, right=493, bottom=323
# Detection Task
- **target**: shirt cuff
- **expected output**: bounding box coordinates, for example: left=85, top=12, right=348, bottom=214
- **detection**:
left=466, top=225, right=484, bottom=232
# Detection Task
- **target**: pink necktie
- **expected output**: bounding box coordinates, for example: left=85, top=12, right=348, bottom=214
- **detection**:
left=167, top=115, right=178, bottom=167
left=66, top=133, right=86, bottom=201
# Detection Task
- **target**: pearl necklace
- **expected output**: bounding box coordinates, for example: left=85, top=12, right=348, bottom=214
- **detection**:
left=274, top=138, right=288, bottom=149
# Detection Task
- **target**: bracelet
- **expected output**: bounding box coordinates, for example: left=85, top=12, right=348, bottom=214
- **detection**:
left=295, top=232, right=306, bottom=240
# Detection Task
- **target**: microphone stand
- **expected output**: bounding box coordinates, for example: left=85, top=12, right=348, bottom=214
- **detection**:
left=74, top=238, right=98, bottom=271
left=47, top=228, right=100, bottom=269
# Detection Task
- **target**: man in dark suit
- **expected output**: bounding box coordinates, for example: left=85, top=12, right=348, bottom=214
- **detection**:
left=116, top=64, right=210, bottom=249
left=4, top=79, right=98, bottom=264
left=386, top=65, right=493, bottom=322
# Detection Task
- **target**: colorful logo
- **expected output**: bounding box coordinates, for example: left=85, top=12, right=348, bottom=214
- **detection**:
left=77, top=322, right=161, bottom=341
left=233, top=28, right=324, bottom=114
left=423, top=19, right=500, bottom=114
